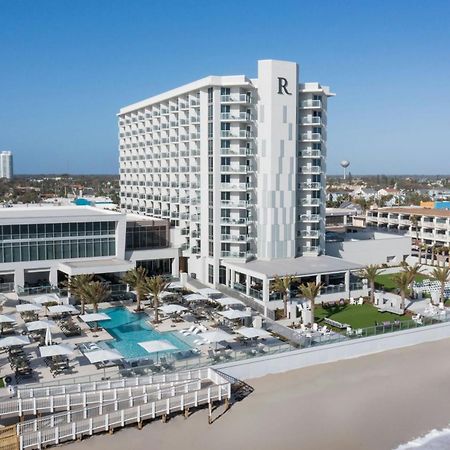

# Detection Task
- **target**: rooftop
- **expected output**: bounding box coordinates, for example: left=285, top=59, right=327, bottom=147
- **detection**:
left=225, top=255, right=363, bottom=278
left=372, top=207, right=450, bottom=218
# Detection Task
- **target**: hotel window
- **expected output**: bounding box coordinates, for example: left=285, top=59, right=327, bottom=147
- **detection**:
left=208, top=265, right=214, bottom=284
left=221, top=87, right=230, bottom=96
left=208, top=88, right=213, bottom=103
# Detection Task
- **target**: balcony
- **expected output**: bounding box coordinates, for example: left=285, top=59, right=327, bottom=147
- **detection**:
left=301, top=230, right=320, bottom=238
left=190, top=116, right=200, bottom=124
left=220, top=112, right=250, bottom=121
left=299, top=182, right=321, bottom=190
left=191, top=246, right=201, bottom=254
left=220, top=165, right=250, bottom=173
left=301, top=133, right=322, bottom=142
left=300, top=165, right=321, bottom=174
left=301, top=116, right=322, bottom=125
left=220, top=147, right=253, bottom=156
left=220, top=94, right=249, bottom=103
left=300, top=100, right=322, bottom=109
left=300, top=149, right=321, bottom=158
left=221, top=234, right=247, bottom=242
left=220, top=251, right=248, bottom=259
left=220, top=217, right=248, bottom=226
left=191, top=133, right=201, bottom=140
left=301, top=198, right=321, bottom=207
left=190, top=99, right=200, bottom=106
left=220, top=200, right=248, bottom=208
left=300, top=214, right=321, bottom=222
left=220, top=130, right=252, bottom=139
left=221, top=183, right=249, bottom=191
left=302, top=246, right=320, bottom=253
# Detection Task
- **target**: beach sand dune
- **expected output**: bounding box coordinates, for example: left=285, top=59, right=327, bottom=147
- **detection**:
left=68, top=338, right=450, bottom=450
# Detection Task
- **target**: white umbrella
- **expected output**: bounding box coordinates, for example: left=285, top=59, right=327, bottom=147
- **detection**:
left=79, top=313, right=110, bottom=323
left=39, top=343, right=75, bottom=358
left=159, top=304, right=188, bottom=314
left=214, top=297, right=245, bottom=307
left=236, top=327, right=271, bottom=339
left=26, top=319, right=58, bottom=331
left=0, top=314, right=16, bottom=324
left=48, top=305, right=79, bottom=315
left=183, top=293, right=207, bottom=302
left=0, top=335, right=30, bottom=347
left=44, top=326, right=52, bottom=346
left=16, top=304, right=42, bottom=313
left=33, top=294, right=61, bottom=305
left=138, top=339, right=178, bottom=363
left=199, top=329, right=235, bottom=344
left=167, top=282, right=183, bottom=290
left=197, top=288, right=221, bottom=297
left=218, top=309, right=252, bottom=320
left=84, top=348, right=123, bottom=364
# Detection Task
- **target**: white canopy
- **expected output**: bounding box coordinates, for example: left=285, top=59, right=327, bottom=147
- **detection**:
left=218, top=309, right=251, bottom=320
left=48, top=305, right=79, bottom=314
left=33, top=294, right=61, bottom=305
left=0, top=314, right=16, bottom=324
left=214, top=297, right=245, bottom=307
left=159, top=304, right=188, bottom=314
left=16, top=303, right=42, bottom=313
left=26, top=319, right=58, bottom=331
left=79, top=313, right=110, bottom=323
left=236, top=327, right=271, bottom=339
left=85, top=348, right=123, bottom=364
left=167, top=282, right=183, bottom=290
left=39, top=343, right=75, bottom=357
left=197, top=288, right=221, bottom=297
left=0, top=335, right=30, bottom=347
left=183, top=293, right=207, bottom=302
left=138, top=340, right=178, bottom=354
left=198, top=329, right=235, bottom=343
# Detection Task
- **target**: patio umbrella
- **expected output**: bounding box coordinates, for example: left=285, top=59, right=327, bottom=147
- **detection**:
left=44, top=326, right=52, bottom=346
left=39, top=343, right=75, bottom=358
left=84, top=348, right=123, bottom=378
left=26, top=319, right=58, bottom=331
left=0, top=314, right=16, bottom=335
left=198, top=329, right=235, bottom=349
left=159, top=304, right=188, bottom=315
left=0, top=335, right=30, bottom=347
left=138, top=339, right=178, bottom=363
left=79, top=312, right=110, bottom=333
left=48, top=305, right=79, bottom=315
left=167, top=282, right=183, bottom=290
left=214, top=297, right=245, bottom=307
left=236, top=327, right=271, bottom=339
left=197, top=288, right=221, bottom=297
left=33, top=294, right=61, bottom=305
left=218, top=309, right=252, bottom=320
left=16, top=304, right=42, bottom=313
left=183, top=293, right=207, bottom=302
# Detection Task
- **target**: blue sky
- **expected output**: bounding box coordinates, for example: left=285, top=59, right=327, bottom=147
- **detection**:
left=1, top=0, right=449, bottom=175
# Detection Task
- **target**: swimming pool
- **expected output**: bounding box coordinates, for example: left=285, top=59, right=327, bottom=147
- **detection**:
left=98, top=307, right=191, bottom=360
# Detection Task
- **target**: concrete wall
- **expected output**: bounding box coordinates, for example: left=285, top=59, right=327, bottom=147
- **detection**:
left=326, top=233, right=411, bottom=265
left=217, top=321, right=450, bottom=380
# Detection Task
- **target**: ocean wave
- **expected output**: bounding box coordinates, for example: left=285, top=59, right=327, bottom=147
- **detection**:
left=395, top=427, right=450, bottom=449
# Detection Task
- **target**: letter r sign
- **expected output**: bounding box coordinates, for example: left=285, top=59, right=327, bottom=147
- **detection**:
left=277, top=77, right=292, bottom=95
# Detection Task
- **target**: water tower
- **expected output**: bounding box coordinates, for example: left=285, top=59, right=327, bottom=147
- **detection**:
left=340, top=160, right=350, bottom=180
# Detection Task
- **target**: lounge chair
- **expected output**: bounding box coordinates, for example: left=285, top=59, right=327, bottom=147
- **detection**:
left=349, top=297, right=355, bottom=305
left=358, top=297, right=364, bottom=305
left=312, top=323, right=318, bottom=332
left=180, top=325, right=196, bottom=336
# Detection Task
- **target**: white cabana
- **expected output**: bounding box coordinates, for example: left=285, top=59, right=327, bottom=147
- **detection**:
left=214, top=297, right=245, bottom=307
left=84, top=348, right=123, bottom=364
left=236, top=327, right=271, bottom=339
left=26, top=319, right=58, bottom=331
left=39, top=343, right=75, bottom=358
left=0, top=335, right=30, bottom=347
left=197, top=288, right=221, bottom=297
left=0, top=314, right=16, bottom=324
left=16, top=304, right=42, bottom=313
left=48, top=305, right=79, bottom=315
left=33, top=294, right=62, bottom=305
left=218, top=309, right=252, bottom=320
left=138, top=339, right=178, bottom=362
left=183, top=293, right=207, bottom=302
left=79, top=313, right=110, bottom=323
left=198, top=329, right=235, bottom=344
left=159, top=304, right=188, bottom=315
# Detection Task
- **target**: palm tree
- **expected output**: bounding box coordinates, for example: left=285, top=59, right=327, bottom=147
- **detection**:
left=430, top=266, right=450, bottom=305
left=393, top=272, right=410, bottom=311
left=401, top=262, right=424, bottom=299
left=145, top=276, right=170, bottom=324
left=122, top=266, right=150, bottom=311
left=63, top=274, right=94, bottom=314
left=410, top=215, right=421, bottom=263
left=358, top=265, right=384, bottom=304
left=298, top=281, right=323, bottom=325
left=83, top=281, right=111, bottom=313
left=272, top=275, right=295, bottom=318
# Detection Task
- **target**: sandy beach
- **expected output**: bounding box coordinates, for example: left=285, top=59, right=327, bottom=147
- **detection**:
left=67, top=338, right=450, bottom=450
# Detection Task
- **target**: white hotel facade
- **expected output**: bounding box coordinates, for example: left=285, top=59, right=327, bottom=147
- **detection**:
left=119, top=60, right=366, bottom=309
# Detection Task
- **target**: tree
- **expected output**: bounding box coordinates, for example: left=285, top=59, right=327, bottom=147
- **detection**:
left=83, top=281, right=111, bottom=313
left=430, top=266, right=450, bottom=305
left=298, top=282, right=323, bottom=325
left=272, top=275, right=295, bottom=318
left=122, top=266, right=150, bottom=311
left=393, top=272, right=410, bottom=311
left=63, top=274, right=94, bottom=314
left=358, top=265, right=384, bottom=304
left=410, top=215, right=421, bottom=263
left=145, top=276, right=170, bottom=324
left=401, top=262, right=424, bottom=298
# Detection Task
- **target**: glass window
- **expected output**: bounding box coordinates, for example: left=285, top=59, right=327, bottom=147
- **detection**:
left=62, top=241, right=70, bottom=258
left=20, top=225, right=29, bottom=239
left=12, top=244, right=20, bottom=262
left=3, top=245, right=12, bottom=263
left=70, top=241, right=78, bottom=258
left=78, top=240, right=86, bottom=258
left=21, top=243, right=30, bottom=261
left=37, top=224, right=45, bottom=237
left=62, top=223, right=70, bottom=237
left=29, top=244, right=37, bottom=261
left=37, top=243, right=46, bottom=260
left=46, top=243, right=54, bottom=260
left=54, top=242, right=62, bottom=259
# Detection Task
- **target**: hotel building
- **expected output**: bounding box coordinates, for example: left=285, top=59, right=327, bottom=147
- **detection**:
left=119, top=60, right=367, bottom=311
left=0, top=151, right=13, bottom=179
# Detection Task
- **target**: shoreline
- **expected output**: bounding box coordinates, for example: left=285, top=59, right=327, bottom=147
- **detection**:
left=67, top=337, right=450, bottom=450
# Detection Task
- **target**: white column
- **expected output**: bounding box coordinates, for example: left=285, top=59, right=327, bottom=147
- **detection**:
left=246, top=274, right=250, bottom=296
left=262, top=277, right=270, bottom=315
left=345, top=271, right=351, bottom=298
left=316, top=274, right=321, bottom=285
left=230, top=269, right=235, bottom=288
left=171, top=256, right=179, bottom=278
left=14, top=268, right=24, bottom=292
left=225, top=268, right=230, bottom=287
left=49, top=268, right=58, bottom=287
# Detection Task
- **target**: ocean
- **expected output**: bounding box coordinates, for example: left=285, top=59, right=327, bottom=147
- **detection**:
left=395, top=427, right=450, bottom=449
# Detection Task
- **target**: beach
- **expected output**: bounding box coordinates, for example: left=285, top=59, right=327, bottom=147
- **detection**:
left=68, top=338, right=450, bottom=450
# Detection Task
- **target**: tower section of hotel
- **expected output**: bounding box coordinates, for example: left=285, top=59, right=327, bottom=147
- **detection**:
left=118, top=59, right=334, bottom=286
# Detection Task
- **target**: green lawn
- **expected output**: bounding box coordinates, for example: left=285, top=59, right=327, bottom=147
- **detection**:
left=0, top=378, right=4, bottom=388
left=315, top=303, right=410, bottom=329
left=375, top=273, right=429, bottom=292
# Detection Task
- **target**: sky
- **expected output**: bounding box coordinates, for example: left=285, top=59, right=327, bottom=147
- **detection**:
left=0, top=0, right=449, bottom=175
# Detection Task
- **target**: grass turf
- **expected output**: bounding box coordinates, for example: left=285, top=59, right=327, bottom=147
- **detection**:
left=375, top=273, right=429, bottom=292
left=315, top=303, right=410, bottom=329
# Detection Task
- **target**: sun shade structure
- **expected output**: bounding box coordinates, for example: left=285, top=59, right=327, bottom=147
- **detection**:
left=198, top=329, right=235, bottom=343
left=84, top=348, right=123, bottom=364
left=48, top=305, right=79, bottom=314
left=79, top=313, right=110, bottom=323
left=197, top=288, right=221, bottom=297
left=32, top=294, right=61, bottom=305
left=218, top=309, right=252, bottom=320
left=26, top=319, right=58, bottom=331
left=16, top=304, right=42, bottom=313
left=183, top=293, right=207, bottom=302
left=39, top=343, right=75, bottom=357
left=138, top=340, right=178, bottom=354
left=0, top=335, right=30, bottom=347
left=167, top=282, right=183, bottom=290
left=236, top=327, right=271, bottom=339
left=0, top=314, right=16, bottom=324
left=159, top=304, right=188, bottom=314
left=214, top=297, right=245, bottom=307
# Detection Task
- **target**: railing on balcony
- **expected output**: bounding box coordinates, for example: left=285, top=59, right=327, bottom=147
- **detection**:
left=301, top=99, right=322, bottom=108
left=220, top=94, right=249, bottom=103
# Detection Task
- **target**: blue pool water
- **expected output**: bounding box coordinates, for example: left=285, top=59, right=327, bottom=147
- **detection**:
left=98, top=307, right=191, bottom=360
